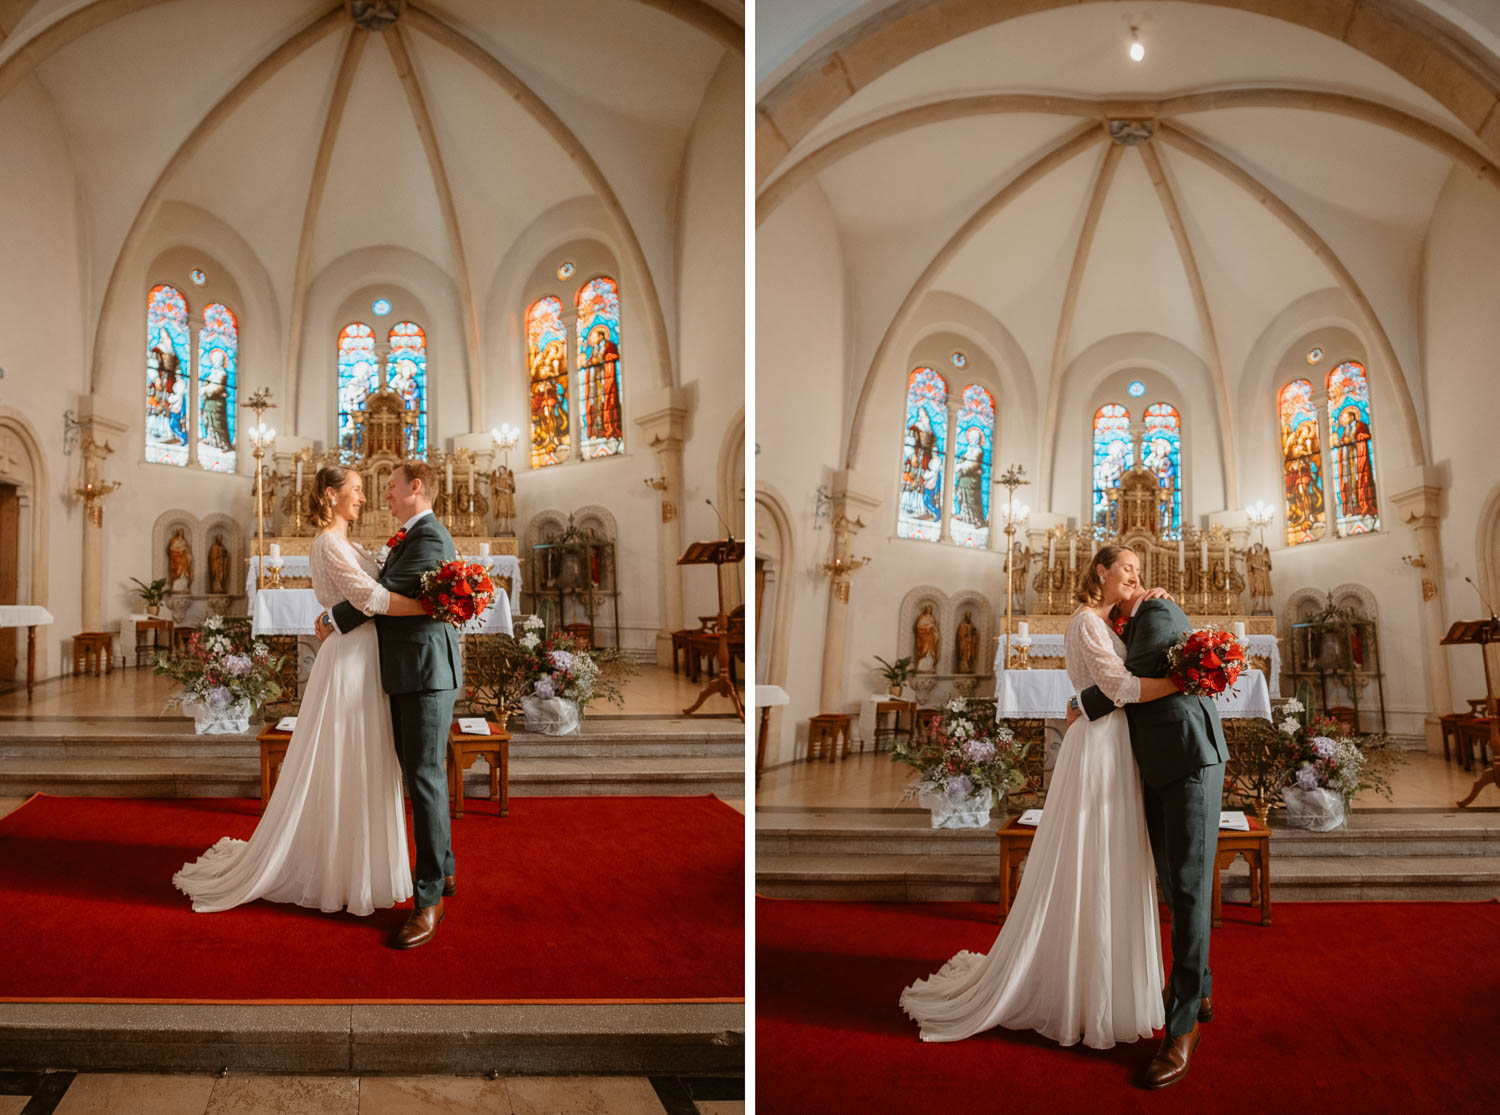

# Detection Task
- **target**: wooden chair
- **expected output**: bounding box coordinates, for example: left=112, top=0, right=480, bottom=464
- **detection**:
left=1439, top=713, right=1465, bottom=764
left=807, top=714, right=851, bottom=762
left=871, top=699, right=916, bottom=752
left=72, top=632, right=113, bottom=676
left=134, top=617, right=175, bottom=668
left=1457, top=716, right=1494, bottom=771
left=448, top=719, right=511, bottom=818
left=1327, top=705, right=1358, bottom=733
left=257, top=725, right=292, bottom=809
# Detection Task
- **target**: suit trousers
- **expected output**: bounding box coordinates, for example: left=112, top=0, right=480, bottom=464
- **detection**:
left=391, top=688, right=458, bottom=909
left=1144, top=760, right=1225, bottom=1040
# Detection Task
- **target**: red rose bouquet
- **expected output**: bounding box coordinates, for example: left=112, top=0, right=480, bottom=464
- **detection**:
left=1165, top=627, right=1247, bottom=697
left=419, top=560, right=495, bottom=628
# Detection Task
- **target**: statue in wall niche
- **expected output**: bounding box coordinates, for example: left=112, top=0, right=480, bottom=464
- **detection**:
left=492, top=465, right=516, bottom=529
left=956, top=611, right=978, bottom=675
left=167, top=528, right=193, bottom=593
left=208, top=534, right=230, bottom=596
left=914, top=604, right=940, bottom=674
left=1007, top=540, right=1030, bottom=600
left=1247, top=543, right=1273, bottom=615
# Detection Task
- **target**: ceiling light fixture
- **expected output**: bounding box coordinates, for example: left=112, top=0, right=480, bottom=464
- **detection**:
left=1128, top=27, right=1145, bottom=62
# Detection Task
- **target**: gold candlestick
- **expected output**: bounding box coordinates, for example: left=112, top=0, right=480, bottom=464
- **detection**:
left=996, top=465, right=1030, bottom=670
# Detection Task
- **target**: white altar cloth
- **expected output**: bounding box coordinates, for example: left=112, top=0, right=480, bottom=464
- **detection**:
left=250, top=585, right=513, bottom=637
left=0, top=606, right=54, bottom=627
left=247, top=552, right=520, bottom=624
left=992, top=631, right=1281, bottom=696
left=994, top=667, right=1272, bottom=721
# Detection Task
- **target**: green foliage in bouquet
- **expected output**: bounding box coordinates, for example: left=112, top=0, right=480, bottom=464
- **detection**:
left=890, top=697, right=1030, bottom=802
left=510, top=614, right=638, bottom=716
left=1275, top=698, right=1404, bottom=803
left=153, top=615, right=285, bottom=713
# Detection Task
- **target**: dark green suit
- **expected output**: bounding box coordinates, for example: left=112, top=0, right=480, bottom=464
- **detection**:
left=332, top=511, right=461, bottom=909
left=1079, top=598, right=1227, bottom=1040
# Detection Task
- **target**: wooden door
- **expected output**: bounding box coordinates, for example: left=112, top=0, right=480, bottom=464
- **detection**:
left=0, top=484, right=17, bottom=681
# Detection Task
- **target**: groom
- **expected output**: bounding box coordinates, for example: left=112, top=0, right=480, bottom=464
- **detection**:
left=1072, top=587, right=1228, bottom=1088
left=316, top=461, right=461, bottom=949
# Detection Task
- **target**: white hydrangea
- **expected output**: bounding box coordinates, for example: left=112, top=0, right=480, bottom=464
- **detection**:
left=1282, top=697, right=1304, bottom=714
left=945, top=697, right=966, bottom=712
left=519, top=632, right=540, bottom=649
left=1279, top=716, right=1302, bottom=737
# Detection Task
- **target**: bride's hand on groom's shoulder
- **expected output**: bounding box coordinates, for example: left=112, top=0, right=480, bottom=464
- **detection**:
left=1142, top=587, right=1173, bottom=603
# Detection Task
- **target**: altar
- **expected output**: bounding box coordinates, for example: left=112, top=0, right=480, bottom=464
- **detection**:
left=993, top=668, right=1272, bottom=721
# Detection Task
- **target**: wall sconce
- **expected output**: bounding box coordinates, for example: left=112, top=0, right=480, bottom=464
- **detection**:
left=1402, top=554, right=1427, bottom=569
left=62, top=409, right=83, bottom=455
left=643, top=476, right=668, bottom=492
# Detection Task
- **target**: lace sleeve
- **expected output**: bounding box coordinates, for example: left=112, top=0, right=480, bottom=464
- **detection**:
left=321, top=537, right=391, bottom=616
left=1076, top=612, right=1141, bottom=707
left=348, top=541, right=381, bottom=578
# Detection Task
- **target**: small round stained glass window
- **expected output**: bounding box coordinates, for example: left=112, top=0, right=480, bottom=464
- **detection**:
left=557, top=261, right=575, bottom=280
left=189, top=269, right=206, bottom=285
left=1306, top=347, right=1323, bottom=364
left=1128, top=380, right=1146, bottom=397
left=372, top=298, right=391, bottom=316
left=951, top=351, right=967, bottom=368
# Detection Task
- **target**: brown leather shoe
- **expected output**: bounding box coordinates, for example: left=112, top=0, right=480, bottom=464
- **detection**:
left=1198, top=996, right=1213, bottom=1022
left=442, top=875, right=456, bottom=898
left=393, top=900, right=445, bottom=949
left=1143, top=1022, right=1200, bottom=1090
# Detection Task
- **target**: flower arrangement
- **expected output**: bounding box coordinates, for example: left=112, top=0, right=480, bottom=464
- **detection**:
left=419, top=560, right=495, bottom=628
left=1275, top=699, right=1400, bottom=803
left=891, top=698, right=1030, bottom=808
left=1166, top=627, right=1248, bottom=697
left=153, top=616, right=284, bottom=716
left=511, top=614, right=635, bottom=716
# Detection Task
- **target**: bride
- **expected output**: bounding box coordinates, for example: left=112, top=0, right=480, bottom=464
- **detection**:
left=900, top=545, right=1177, bottom=1049
left=173, top=466, right=427, bottom=916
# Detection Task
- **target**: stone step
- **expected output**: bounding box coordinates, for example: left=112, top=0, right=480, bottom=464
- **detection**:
left=0, top=756, right=746, bottom=800
left=754, top=851, right=1500, bottom=903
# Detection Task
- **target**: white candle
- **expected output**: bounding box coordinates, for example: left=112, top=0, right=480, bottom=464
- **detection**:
left=1048, top=536, right=1056, bottom=566
left=1233, top=622, right=1247, bottom=641
left=445, top=461, right=453, bottom=494
left=478, top=542, right=491, bottom=557
left=1200, top=538, right=1208, bottom=571
left=1018, top=621, right=1029, bottom=639
left=1224, top=537, right=1231, bottom=566
left=295, top=459, right=303, bottom=492
left=269, top=543, right=280, bottom=560
left=1069, top=536, right=1077, bottom=568
left=1177, top=538, right=1185, bottom=571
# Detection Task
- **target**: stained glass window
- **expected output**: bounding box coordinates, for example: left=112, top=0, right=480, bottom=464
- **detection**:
left=1091, top=404, right=1133, bottom=528
left=195, top=303, right=238, bottom=473
left=1326, top=361, right=1379, bottom=536
left=145, top=284, right=191, bottom=466
left=1278, top=379, right=1326, bottom=545
left=897, top=367, right=947, bottom=542
left=1128, top=379, right=1145, bottom=397
left=1142, top=402, right=1182, bottom=538
left=387, top=322, right=428, bottom=456
left=527, top=296, right=570, bottom=468
left=336, top=322, right=378, bottom=462
left=372, top=297, right=390, bottom=316
left=575, top=276, right=624, bottom=459
left=951, top=385, right=994, bottom=548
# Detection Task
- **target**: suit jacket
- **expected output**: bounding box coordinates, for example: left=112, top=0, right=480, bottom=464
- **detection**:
left=1079, top=597, right=1228, bottom=787
left=331, top=512, right=461, bottom=696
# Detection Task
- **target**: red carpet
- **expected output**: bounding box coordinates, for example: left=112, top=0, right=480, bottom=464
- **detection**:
left=0, top=794, right=743, bottom=1004
left=757, top=898, right=1498, bottom=1113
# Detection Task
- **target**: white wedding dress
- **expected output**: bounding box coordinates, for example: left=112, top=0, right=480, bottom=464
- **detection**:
left=173, top=532, right=413, bottom=916
left=900, top=608, right=1164, bottom=1049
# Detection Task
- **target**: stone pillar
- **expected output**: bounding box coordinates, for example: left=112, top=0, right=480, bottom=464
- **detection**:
left=635, top=387, right=692, bottom=666
left=818, top=470, right=882, bottom=713
left=1390, top=470, right=1452, bottom=753
left=74, top=398, right=129, bottom=635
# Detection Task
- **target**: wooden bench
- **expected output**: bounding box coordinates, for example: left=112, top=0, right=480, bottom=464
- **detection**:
left=72, top=632, right=114, bottom=676
left=807, top=714, right=851, bottom=762
left=448, top=719, right=510, bottom=818
left=996, top=815, right=1272, bottom=927
left=257, top=725, right=292, bottom=809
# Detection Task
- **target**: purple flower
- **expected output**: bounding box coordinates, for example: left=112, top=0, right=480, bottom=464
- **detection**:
left=1296, top=763, right=1319, bottom=791
left=548, top=650, right=575, bottom=672
left=1311, top=737, right=1336, bottom=759
left=962, top=739, right=996, bottom=764
left=944, top=773, right=974, bottom=801
left=222, top=654, right=252, bottom=677
left=533, top=675, right=557, bottom=700
left=207, top=686, right=233, bottom=710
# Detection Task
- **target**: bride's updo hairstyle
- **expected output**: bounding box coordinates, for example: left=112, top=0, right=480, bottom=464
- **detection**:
left=1075, top=544, right=1133, bottom=606
left=308, top=465, right=354, bottom=529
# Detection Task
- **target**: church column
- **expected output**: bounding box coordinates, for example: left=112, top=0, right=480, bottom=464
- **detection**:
left=73, top=398, right=128, bottom=633
left=818, top=470, right=882, bottom=713
left=635, top=387, right=692, bottom=666
left=1390, top=470, right=1453, bottom=753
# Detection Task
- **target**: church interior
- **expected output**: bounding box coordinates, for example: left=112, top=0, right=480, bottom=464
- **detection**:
left=0, top=0, right=745, bottom=1110
left=755, top=1, right=1500, bottom=1108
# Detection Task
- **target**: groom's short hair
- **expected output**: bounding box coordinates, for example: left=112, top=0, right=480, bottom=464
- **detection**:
left=396, top=459, right=439, bottom=500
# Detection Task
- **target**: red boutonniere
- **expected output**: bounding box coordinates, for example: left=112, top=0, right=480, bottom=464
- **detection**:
left=385, top=528, right=408, bottom=550
left=1111, top=614, right=1129, bottom=637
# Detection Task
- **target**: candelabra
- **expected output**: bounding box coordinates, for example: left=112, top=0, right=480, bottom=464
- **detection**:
left=821, top=553, right=871, bottom=603
left=246, top=388, right=277, bottom=590
left=490, top=423, right=520, bottom=469
left=1246, top=500, right=1275, bottom=547
left=996, top=464, right=1030, bottom=669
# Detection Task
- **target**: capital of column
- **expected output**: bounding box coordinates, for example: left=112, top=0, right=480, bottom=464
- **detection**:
left=1387, top=465, right=1446, bottom=532
left=633, top=385, right=693, bottom=454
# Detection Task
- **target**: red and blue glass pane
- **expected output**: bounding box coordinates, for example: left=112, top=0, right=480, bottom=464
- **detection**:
left=1326, top=361, right=1379, bottom=537
left=387, top=322, right=428, bottom=456
left=1143, top=402, right=1182, bottom=538
left=337, top=323, right=378, bottom=462
left=1092, top=403, right=1132, bottom=528
left=1278, top=379, right=1326, bottom=545
left=195, top=303, right=238, bottom=473
left=528, top=296, right=569, bottom=468
left=146, top=284, right=191, bottom=467
left=897, top=368, right=947, bottom=542
left=575, top=276, right=624, bottom=460
left=951, top=384, right=994, bottom=548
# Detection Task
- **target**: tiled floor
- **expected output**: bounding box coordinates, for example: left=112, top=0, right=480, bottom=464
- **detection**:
left=0, top=1073, right=743, bottom=1114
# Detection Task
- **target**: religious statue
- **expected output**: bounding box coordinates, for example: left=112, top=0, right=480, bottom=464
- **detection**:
left=491, top=465, right=517, bottom=528
left=1006, top=540, right=1030, bottom=600
left=955, top=611, right=978, bottom=675
left=1246, top=542, right=1273, bottom=614
left=913, top=604, right=940, bottom=673
left=168, top=528, right=193, bottom=593
left=208, top=533, right=230, bottom=596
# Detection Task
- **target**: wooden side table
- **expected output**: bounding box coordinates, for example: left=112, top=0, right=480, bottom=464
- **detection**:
left=257, top=725, right=292, bottom=809
left=72, top=632, right=114, bottom=677
left=872, top=699, right=916, bottom=752
left=996, top=816, right=1273, bottom=927
left=807, top=714, right=851, bottom=762
left=448, top=720, right=511, bottom=818
left=134, top=617, right=175, bottom=667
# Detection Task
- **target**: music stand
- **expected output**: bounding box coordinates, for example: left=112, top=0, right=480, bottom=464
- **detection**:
left=1444, top=618, right=1500, bottom=807
left=678, top=539, right=746, bottom=720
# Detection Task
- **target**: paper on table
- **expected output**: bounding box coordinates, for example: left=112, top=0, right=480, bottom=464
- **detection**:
left=1017, top=809, right=1043, bottom=827
left=457, top=717, right=491, bottom=735
left=275, top=716, right=297, bottom=731
left=1218, top=811, right=1250, bottom=831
